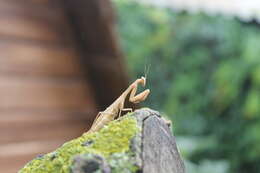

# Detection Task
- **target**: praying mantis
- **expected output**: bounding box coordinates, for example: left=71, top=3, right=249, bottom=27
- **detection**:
left=87, top=77, right=150, bottom=134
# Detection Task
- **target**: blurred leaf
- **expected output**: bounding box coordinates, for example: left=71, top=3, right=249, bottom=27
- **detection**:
left=212, top=60, right=248, bottom=112
left=244, top=89, right=260, bottom=118
left=113, top=1, right=260, bottom=172
left=252, top=65, right=260, bottom=86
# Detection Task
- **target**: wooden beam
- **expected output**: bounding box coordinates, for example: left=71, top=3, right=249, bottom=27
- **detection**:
left=0, top=42, right=84, bottom=77
left=0, top=122, right=89, bottom=144
left=0, top=110, right=93, bottom=125
left=0, top=140, right=66, bottom=173
left=0, top=0, right=65, bottom=24
left=0, top=76, right=96, bottom=110
left=63, top=0, right=130, bottom=109
left=0, top=13, right=73, bottom=43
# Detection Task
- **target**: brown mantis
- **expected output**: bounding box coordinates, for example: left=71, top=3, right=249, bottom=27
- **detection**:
left=87, top=77, right=150, bottom=134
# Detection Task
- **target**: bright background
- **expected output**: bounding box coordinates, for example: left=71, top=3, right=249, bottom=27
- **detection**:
left=113, top=1, right=260, bottom=173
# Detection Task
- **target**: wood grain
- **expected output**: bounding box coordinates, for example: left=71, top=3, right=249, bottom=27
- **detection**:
left=0, top=0, right=65, bottom=24
left=0, top=110, right=94, bottom=144
left=1, top=122, right=89, bottom=144
left=0, top=42, right=83, bottom=77
left=0, top=13, right=72, bottom=43
left=0, top=76, right=96, bottom=110
left=0, top=140, right=67, bottom=173
left=0, top=110, right=94, bottom=125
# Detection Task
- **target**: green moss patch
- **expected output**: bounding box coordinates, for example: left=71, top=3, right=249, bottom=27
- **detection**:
left=19, top=114, right=139, bottom=173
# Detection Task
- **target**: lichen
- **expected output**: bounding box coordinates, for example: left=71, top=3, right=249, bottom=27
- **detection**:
left=19, top=113, right=139, bottom=173
left=108, top=153, right=139, bottom=173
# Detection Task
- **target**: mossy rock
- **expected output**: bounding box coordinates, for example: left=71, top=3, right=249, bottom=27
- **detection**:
left=19, top=108, right=185, bottom=173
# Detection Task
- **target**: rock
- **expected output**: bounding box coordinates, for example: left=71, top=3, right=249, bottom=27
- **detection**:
left=71, top=154, right=111, bottom=173
left=141, top=110, right=185, bottom=173
left=71, top=108, right=185, bottom=173
left=19, top=108, right=185, bottom=173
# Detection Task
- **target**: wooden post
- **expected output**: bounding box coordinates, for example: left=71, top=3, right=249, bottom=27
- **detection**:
left=63, top=0, right=130, bottom=110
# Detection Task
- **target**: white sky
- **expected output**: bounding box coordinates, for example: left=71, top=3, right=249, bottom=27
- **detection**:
left=137, top=0, right=260, bottom=22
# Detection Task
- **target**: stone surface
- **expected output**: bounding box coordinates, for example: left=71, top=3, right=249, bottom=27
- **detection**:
left=71, top=108, right=185, bottom=173
left=71, top=154, right=111, bottom=173
left=19, top=108, right=185, bottom=173
left=142, top=113, right=185, bottom=173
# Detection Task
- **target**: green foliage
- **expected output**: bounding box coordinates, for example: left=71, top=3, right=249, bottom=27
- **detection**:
left=19, top=115, right=139, bottom=173
left=114, top=1, right=260, bottom=172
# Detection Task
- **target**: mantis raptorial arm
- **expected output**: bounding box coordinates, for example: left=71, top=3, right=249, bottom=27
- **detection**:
left=129, top=77, right=150, bottom=103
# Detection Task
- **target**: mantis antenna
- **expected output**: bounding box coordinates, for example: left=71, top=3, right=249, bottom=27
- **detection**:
left=144, top=60, right=151, bottom=80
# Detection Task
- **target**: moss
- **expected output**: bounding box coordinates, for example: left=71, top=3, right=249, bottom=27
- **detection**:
left=19, top=113, right=139, bottom=173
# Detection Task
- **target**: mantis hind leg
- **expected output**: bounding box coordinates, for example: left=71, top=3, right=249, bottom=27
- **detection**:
left=89, top=111, right=113, bottom=129
left=122, top=108, right=133, bottom=112
left=118, top=108, right=133, bottom=118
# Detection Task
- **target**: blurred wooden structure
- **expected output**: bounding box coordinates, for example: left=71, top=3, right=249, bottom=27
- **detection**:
left=0, top=0, right=129, bottom=172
